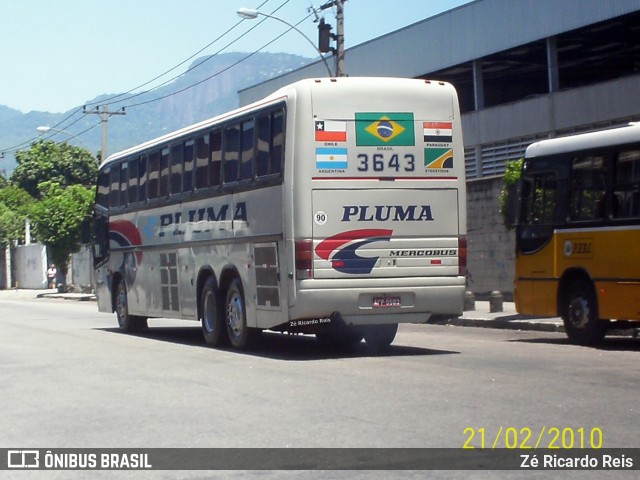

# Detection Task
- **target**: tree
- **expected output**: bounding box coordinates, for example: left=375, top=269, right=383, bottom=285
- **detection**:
left=498, top=158, right=523, bottom=230
left=0, top=185, right=34, bottom=247
left=29, top=181, right=94, bottom=286
left=10, top=140, right=97, bottom=198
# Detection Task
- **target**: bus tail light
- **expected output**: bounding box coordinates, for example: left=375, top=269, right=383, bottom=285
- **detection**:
left=458, top=236, right=467, bottom=277
left=295, top=240, right=314, bottom=279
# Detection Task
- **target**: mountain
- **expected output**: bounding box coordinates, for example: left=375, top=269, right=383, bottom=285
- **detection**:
left=0, top=52, right=310, bottom=173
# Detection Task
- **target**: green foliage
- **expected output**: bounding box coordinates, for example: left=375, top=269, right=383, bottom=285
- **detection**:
left=498, top=158, right=523, bottom=230
left=10, top=140, right=97, bottom=198
left=0, top=202, right=23, bottom=248
left=29, top=181, right=94, bottom=276
left=0, top=185, right=34, bottom=247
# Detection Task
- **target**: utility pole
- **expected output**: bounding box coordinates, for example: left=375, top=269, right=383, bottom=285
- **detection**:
left=82, top=105, right=126, bottom=162
left=318, top=0, right=346, bottom=76
left=335, top=0, right=345, bottom=77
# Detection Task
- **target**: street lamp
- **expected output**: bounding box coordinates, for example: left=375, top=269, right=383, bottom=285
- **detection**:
left=237, top=7, right=334, bottom=77
left=36, top=126, right=89, bottom=149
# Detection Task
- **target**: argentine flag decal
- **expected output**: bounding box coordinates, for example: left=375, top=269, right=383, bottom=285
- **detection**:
left=316, top=147, right=348, bottom=170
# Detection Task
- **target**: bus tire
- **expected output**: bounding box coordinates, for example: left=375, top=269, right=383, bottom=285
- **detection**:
left=562, top=279, right=607, bottom=346
left=201, top=277, right=226, bottom=347
left=114, top=281, right=148, bottom=332
left=225, top=278, right=256, bottom=350
left=363, top=324, right=398, bottom=351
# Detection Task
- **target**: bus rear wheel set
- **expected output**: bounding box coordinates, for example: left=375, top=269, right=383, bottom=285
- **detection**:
left=200, top=277, right=258, bottom=350
left=562, top=278, right=607, bottom=346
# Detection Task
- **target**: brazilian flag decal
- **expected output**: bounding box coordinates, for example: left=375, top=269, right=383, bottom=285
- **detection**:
left=355, top=112, right=415, bottom=146
left=425, top=147, right=454, bottom=169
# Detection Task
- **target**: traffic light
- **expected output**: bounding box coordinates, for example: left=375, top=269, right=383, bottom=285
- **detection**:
left=318, top=18, right=332, bottom=53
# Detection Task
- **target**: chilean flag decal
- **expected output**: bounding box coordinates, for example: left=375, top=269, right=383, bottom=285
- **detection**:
left=315, top=229, right=393, bottom=274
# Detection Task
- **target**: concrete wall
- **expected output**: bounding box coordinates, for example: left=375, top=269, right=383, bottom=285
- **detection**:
left=69, top=245, right=93, bottom=290
left=466, top=176, right=515, bottom=298
left=0, top=247, right=8, bottom=289
left=14, top=244, right=47, bottom=289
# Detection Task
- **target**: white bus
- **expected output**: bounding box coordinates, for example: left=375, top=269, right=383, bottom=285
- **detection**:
left=93, top=77, right=467, bottom=350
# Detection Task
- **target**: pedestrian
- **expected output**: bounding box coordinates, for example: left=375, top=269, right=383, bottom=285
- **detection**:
left=47, top=264, right=57, bottom=289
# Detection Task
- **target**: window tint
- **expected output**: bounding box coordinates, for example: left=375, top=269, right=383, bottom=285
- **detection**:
left=224, top=124, right=240, bottom=183
left=96, top=168, right=110, bottom=209
left=170, top=143, right=183, bottom=195
left=195, top=135, right=210, bottom=190
left=159, top=147, right=170, bottom=198
left=210, top=130, right=222, bottom=187
left=147, top=151, right=160, bottom=199
left=256, top=114, right=270, bottom=177
left=568, top=155, right=606, bottom=222
left=183, top=140, right=194, bottom=193
left=271, top=109, right=284, bottom=175
left=109, top=163, right=121, bottom=208
left=614, top=149, right=640, bottom=219
left=138, top=155, right=147, bottom=202
left=240, top=120, right=254, bottom=181
left=119, top=161, right=128, bottom=206
left=128, top=158, right=139, bottom=204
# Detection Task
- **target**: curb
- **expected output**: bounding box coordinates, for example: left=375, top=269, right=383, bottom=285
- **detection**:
left=452, top=316, right=564, bottom=333
left=36, top=293, right=96, bottom=302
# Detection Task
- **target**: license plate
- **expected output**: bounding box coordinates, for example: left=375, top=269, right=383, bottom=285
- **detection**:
left=372, top=296, right=401, bottom=308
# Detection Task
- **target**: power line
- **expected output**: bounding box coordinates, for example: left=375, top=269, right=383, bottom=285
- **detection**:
left=0, top=0, right=278, bottom=155
left=124, top=13, right=313, bottom=109
left=1, top=0, right=315, bottom=156
left=99, top=0, right=294, bottom=109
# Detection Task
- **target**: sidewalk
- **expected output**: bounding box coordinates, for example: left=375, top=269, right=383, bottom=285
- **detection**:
left=455, top=301, right=564, bottom=333
left=0, top=288, right=96, bottom=302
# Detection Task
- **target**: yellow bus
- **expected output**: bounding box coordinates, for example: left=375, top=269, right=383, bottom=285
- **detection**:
left=515, top=123, right=640, bottom=345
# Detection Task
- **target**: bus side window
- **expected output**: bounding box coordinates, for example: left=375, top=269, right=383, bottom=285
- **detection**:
left=224, top=123, right=240, bottom=184
left=128, top=158, right=139, bottom=204
left=183, top=140, right=194, bottom=193
left=240, top=119, right=254, bottom=181
left=256, top=113, right=270, bottom=177
left=96, top=167, right=110, bottom=209
left=210, top=130, right=222, bottom=187
left=119, top=161, right=128, bottom=207
left=148, top=151, right=160, bottom=199
left=159, top=147, right=170, bottom=198
left=138, top=155, right=147, bottom=202
left=170, top=143, right=183, bottom=195
left=109, top=163, right=121, bottom=209
left=195, top=135, right=210, bottom=190
left=271, top=109, right=285, bottom=175
left=568, top=154, right=605, bottom=221
left=614, top=149, right=640, bottom=218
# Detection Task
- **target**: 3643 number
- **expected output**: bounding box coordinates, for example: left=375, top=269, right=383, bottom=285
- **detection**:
left=357, top=153, right=415, bottom=172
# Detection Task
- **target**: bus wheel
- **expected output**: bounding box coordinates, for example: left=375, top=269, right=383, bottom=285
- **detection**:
left=563, top=280, right=607, bottom=346
left=201, top=277, right=226, bottom=347
left=114, top=281, right=147, bottom=332
left=225, top=278, right=256, bottom=350
left=363, top=324, right=398, bottom=351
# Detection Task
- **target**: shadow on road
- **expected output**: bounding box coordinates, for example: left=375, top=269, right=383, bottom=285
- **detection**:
left=97, top=326, right=460, bottom=360
left=509, top=336, right=640, bottom=352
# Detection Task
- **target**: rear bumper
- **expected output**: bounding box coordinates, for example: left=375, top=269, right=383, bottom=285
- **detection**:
left=289, top=276, right=465, bottom=325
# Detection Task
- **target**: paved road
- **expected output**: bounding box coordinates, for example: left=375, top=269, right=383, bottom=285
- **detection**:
left=1, top=294, right=639, bottom=479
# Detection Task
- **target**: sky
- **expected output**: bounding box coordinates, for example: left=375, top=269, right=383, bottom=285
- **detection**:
left=0, top=0, right=472, bottom=114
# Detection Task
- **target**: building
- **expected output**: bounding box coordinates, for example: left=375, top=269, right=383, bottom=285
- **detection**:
left=239, top=0, right=640, bottom=296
